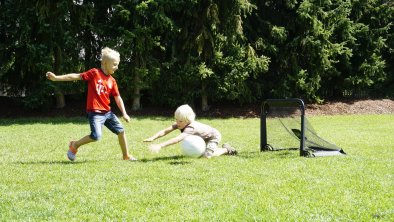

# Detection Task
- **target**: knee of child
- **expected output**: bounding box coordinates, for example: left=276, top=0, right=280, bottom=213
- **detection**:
left=90, top=133, right=102, bottom=141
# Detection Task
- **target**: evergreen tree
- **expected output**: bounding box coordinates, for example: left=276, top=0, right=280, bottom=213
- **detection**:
left=0, top=0, right=92, bottom=108
left=152, top=0, right=269, bottom=110
left=108, top=0, right=173, bottom=110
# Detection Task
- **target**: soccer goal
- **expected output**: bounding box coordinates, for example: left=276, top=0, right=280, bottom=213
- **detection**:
left=260, top=98, right=346, bottom=157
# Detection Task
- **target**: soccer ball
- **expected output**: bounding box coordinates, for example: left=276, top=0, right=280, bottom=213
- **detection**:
left=181, top=135, right=206, bottom=157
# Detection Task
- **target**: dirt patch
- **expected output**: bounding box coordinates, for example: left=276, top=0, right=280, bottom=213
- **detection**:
left=197, top=99, right=394, bottom=117
left=128, top=99, right=394, bottom=118
left=306, top=99, right=394, bottom=115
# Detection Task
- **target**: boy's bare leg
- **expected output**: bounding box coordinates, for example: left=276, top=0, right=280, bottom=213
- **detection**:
left=72, top=135, right=95, bottom=149
left=118, top=131, right=134, bottom=160
left=67, top=135, right=95, bottom=161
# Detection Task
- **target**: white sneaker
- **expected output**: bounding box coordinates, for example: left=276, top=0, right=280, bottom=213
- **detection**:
left=222, top=143, right=238, bottom=155
left=67, top=141, right=77, bottom=161
left=67, top=150, right=76, bottom=161
left=128, top=157, right=138, bottom=161
left=124, top=156, right=138, bottom=161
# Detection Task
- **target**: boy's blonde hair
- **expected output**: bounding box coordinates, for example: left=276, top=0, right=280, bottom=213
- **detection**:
left=101, top=47, right=120, bottom=62
left=174, top=104, right=196, bottom=123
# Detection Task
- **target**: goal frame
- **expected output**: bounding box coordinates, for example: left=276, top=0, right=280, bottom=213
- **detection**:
left=260, top=98, right=308, bottom=156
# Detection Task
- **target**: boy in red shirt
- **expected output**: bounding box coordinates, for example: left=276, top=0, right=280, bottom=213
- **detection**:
left=46, top=47, right=137, bottom=161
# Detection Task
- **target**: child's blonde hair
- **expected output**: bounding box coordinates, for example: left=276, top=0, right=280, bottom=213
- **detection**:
left=174, top=104, right=196, bottom=123
left=101, top=47, right=120, bottom=62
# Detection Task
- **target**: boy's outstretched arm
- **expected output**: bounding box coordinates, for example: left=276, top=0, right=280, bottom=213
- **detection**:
left=114, top=95, right=130, bottom=122
left=148, top=133, right=188, bottom=153
left=143, top=126, right=175, bottom=142
left=46, top=72, right=82, bottom=81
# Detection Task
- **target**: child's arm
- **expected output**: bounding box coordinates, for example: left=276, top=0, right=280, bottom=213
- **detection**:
left=149, top=133, right=188, bottom=153
left=143, top=125, right=176, bottom=142
left=114, top=95, right=130, bottom=122
left=46, top=72, right=82, bottom=81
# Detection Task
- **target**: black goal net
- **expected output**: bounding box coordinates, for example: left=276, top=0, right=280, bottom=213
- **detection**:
left=261, top=99, right=346, bottom=157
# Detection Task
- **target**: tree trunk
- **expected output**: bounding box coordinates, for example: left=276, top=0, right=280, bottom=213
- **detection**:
left=131, top=72, right=141, bottom=111
left=132, top=70, right=141, bottom=111
left=55, top=92, right=66, bottom=108
left=54, top=46, right=65, bottom=108
left=201, top=81, right=209, bottom=111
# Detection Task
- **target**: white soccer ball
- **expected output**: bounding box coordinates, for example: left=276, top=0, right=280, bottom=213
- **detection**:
left=181, top=135, right=206, bottom=157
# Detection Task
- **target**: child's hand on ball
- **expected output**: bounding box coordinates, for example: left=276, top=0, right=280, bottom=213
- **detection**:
left=149, top=144, right=161, bottom=153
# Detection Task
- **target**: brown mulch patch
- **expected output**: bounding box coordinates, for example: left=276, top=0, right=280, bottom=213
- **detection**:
left=195, top=99, right=394, bottom=117
left=305, top=99, right=394, bottom=116
left=101, top=99, right=394, bottom=118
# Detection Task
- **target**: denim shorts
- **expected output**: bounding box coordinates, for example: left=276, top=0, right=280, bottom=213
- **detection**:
left=87, top=111, right=124, bottom=140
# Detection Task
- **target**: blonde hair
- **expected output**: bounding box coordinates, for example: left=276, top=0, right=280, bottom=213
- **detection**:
left=101, top=47, right=120, bottom=62
left=174, top=104, right=196, bottom=123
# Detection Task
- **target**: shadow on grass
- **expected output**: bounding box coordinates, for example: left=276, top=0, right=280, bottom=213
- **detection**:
left=235, top=151, right=261, bottom=159
left=138, top=151, right=297, bottom=162
left=274, top=151, right=299, bottom=158
left=139, top=155, right=192, bottom=165
left=237, top=150, right=299, bottom=159
left=12, top=160, right=94, bottom=165
left=0, top=117, right=87, bottom=126
left=12, top=151, right=300, bottom=165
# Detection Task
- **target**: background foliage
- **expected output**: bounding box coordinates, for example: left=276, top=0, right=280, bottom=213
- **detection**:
left=0, top=0, right=392, bottom=110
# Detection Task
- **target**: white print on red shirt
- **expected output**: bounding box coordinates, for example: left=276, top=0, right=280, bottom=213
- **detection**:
left=96, top=79, right=107, bottom=95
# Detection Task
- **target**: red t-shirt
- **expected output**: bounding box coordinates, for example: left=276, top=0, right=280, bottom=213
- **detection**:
left=80, top=68, right=120, bottom=112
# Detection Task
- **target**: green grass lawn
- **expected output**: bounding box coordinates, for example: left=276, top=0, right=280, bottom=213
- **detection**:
left=0, top=114, right=393, bottom=221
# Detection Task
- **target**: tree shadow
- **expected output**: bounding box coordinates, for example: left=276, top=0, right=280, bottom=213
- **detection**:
left=0, top=117, right=87, bottom=126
